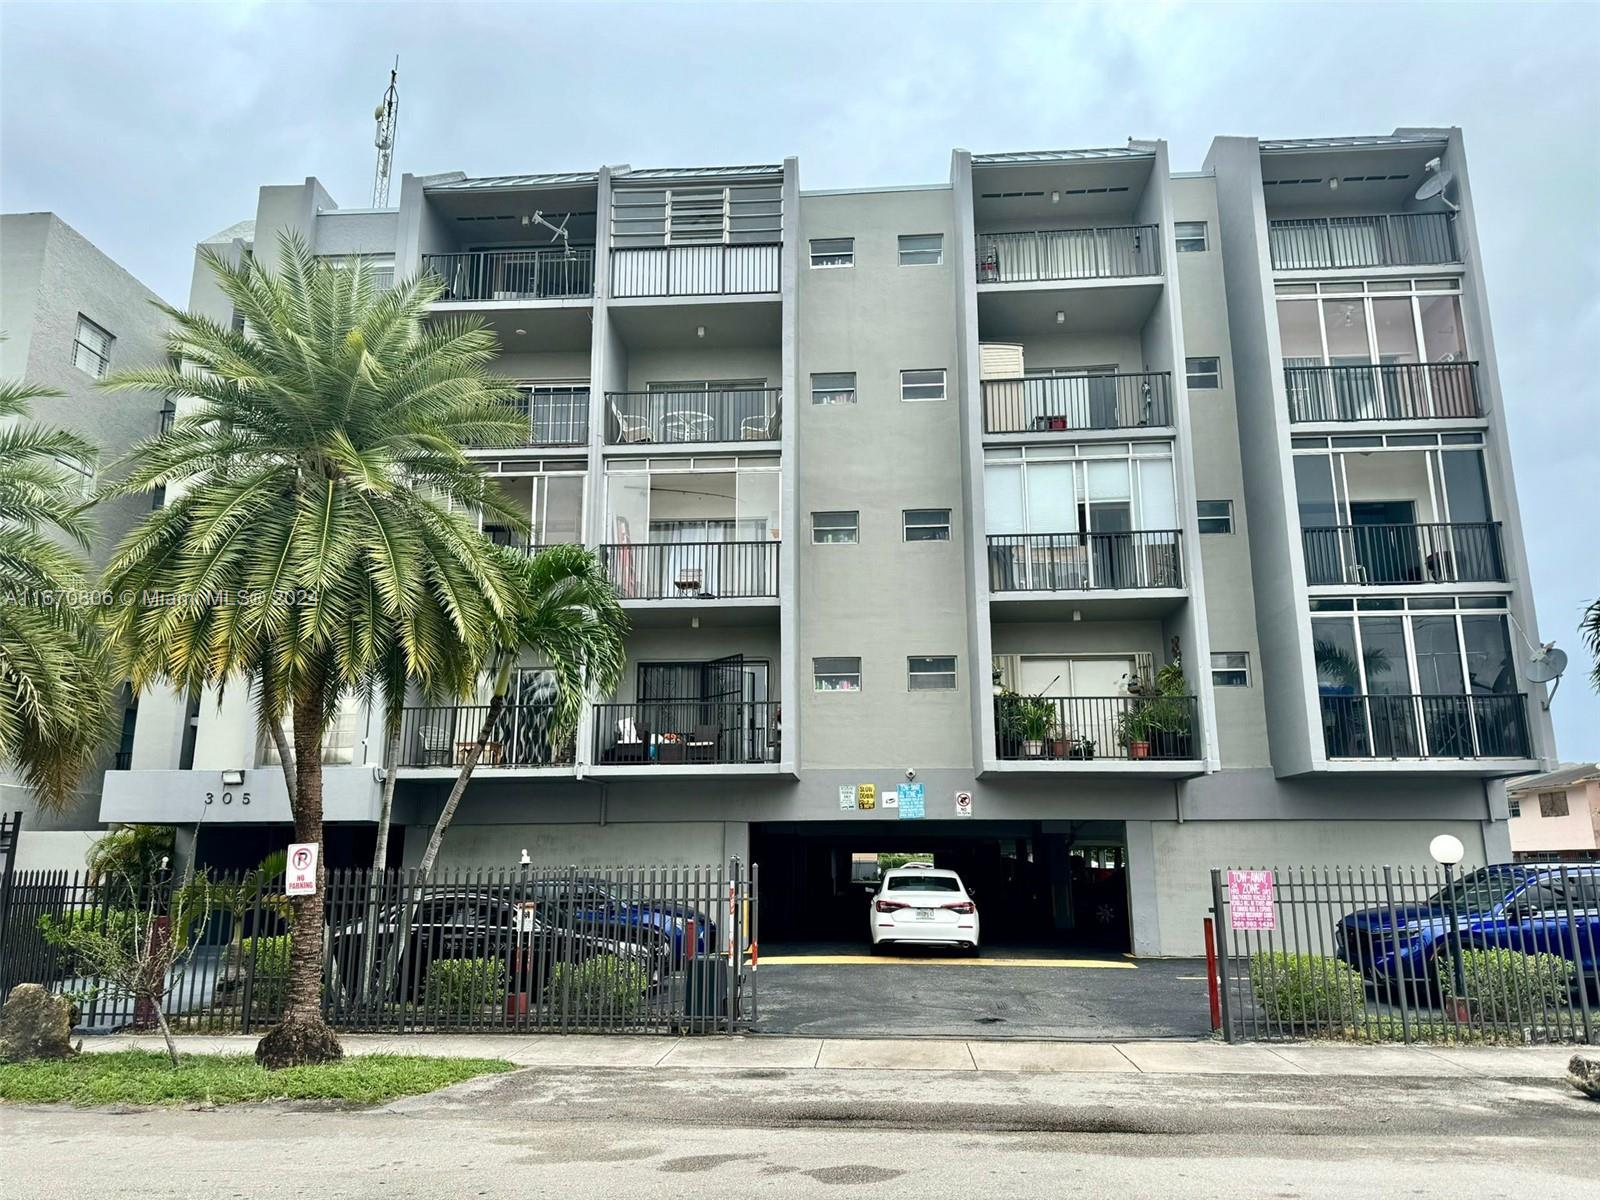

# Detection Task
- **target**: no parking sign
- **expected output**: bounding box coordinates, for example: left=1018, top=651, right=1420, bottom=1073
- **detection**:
left=955, top=791, right=973, bottom=818
left=286, top=842, right=319, bottom=896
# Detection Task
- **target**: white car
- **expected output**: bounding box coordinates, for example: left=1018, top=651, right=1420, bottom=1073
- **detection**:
left=868, top=865, right=980, bottom=954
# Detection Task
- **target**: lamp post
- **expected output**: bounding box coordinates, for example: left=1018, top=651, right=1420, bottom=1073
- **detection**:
left=1429, top=834, right=1469, bottom=1021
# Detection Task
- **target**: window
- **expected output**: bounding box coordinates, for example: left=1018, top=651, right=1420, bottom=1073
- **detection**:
left=814, top=657, right=861, bottom=692
left=1507, top=797, right=1522, bottom=819
left=900, top=369, right=947, bottom=402
left=72, top=315, right=113, bottom=378
left=1211, top=652, right=1250, bottom=687
left=811, top=372, right=857, bottom=405
left=812, top=511, right=859, bottom=544
left=810, top=237, right=854, bottom=268
left=1197, top=500, right=1234, bottom=534
left=908, top=656, right=958, bottom=691
left=1186, top=357, right=1221, bottom=389
left=902, top=508, right=951, bottom=541
left=1175, top=221, right=1208, bottom=253
left=1538, top=791, right=1570, bottom=819
left=898, top=234, right=943, bottom=266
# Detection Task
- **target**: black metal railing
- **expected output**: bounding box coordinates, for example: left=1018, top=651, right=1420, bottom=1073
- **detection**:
left=1300, top=522, right=1504, bottom=586
left=158, top=402, right=175, bottom=434
left=592, top=701, right=780, bottom=767
left=983, top=372, right=1172, bottom=434
left=498, top=387, right=590, bottom=447
left=1284, top=362, right=1482, bottom=423
left=976, top=224, right=1161, bottom=283
left=1319, top=692, right=1532, bottom=761
left=987, top=530, right=1184, bottom=592
left=995, top=695, right=1199, bottom=762
left=1267, top=213, right=1460, bottom=271
left=480, top=535, right=582, bottom=556
left=423, top=249, right=595, bottom=302
left=396, top=704, right=575, bottom=769
left=600, top=541, right=779, bottom=601
left=112, top=751, right=132, bottom=770
left=609, top=243, right=781, bottom=298
left=606, top=389, right=781, bottom=445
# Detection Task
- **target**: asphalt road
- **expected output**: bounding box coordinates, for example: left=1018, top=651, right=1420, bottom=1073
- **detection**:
left=3, top=1063, right=1592, bottom=1199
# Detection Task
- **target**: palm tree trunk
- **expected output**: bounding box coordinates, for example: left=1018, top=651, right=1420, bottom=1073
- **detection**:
left=416, top=691, right=503, bottom=880
left=268, top=717, right=296, bottom=805
left=371, top=717, right=401, bottom=872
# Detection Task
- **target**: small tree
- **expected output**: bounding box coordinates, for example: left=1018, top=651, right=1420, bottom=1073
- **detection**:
left=1583, top=597, right=1599, bottom=692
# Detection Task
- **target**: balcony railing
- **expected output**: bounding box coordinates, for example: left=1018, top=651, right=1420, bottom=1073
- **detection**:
left=987, top=531, right=1184, bottom=592
left=995, top=695, right=1199, bottom=762
left=423, top=249, right=595, bottom=302
left=158, top=402, right=175, bottom=434
left=112, top=750, right=132, bottom=770
left=592, top=701, right=779, bottom=767
left=609, top=243, right=780, bottom=298
left=983, top=372, right=1172, bottom=435
left=498, top=387, right=590, bottom=447
left=1320, top=693, right=1531, bottom=761
left=606, top=389, right=781, bottom=445
left=396, top=704, right=575, bottom=769
left=1268, top=213, right=1460, bottom=271
left=1301, top=522, right=1504, bottom=586
left=1284, top=362, right=1482, bottom=423
left=976, top=225, right=1161, bottom=284
left=600, top=541, right=779, bottom=600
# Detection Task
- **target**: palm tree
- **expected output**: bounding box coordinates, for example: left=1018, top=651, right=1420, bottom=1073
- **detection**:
left=0, top=375, right=118, bottom=811
left=97, top=234, right=526, bottom=1066
left=1583, top=598, right=1599, bottom=692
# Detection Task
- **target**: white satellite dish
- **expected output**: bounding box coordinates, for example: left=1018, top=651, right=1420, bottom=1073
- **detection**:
left=1415, top=160, right=1459, bottom=211
left=1526, top=644, right=1568, bottom=685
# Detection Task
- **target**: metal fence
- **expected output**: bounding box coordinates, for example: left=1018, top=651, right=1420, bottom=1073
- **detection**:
left=982, top=372, right=1172, bottom=434
left=600, top=541, right=779, bottom=600
left=592, top=701, right=780, bottom=767
left=1267, top=213, right=1460, bottom=271
left=0, top=861, right=757, bottom=1036
left=976, top=225, right=1161, bottom=283
left=609, top=244, right=781, bottom=298
left=606, top=388, right=781, bottom=445
left=396, top=704, right=576, bottom=769
left=987, top=530, right=1184, bottom=592
left=1210, top=864, right=1597, bottom=1044
left=1284, top=362, right=1482, bottom=423
left=994, top=695, right=1199, bottom=762
left=1301, top=522, right=1505, bottom=585
left=423, top=249, right=595, bottom=302
left=1319, top=693, right=1532, bottom=761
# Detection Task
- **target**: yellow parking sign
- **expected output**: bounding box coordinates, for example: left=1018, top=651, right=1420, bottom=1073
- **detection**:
left=858, top=783, right=876, bottom=811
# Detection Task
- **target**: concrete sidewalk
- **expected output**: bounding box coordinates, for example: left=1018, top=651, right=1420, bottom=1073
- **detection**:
left=82, top=1033, right=1584, bottom=1079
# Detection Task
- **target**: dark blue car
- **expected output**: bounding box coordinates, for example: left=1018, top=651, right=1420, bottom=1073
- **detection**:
left=1334, top=864, right=1600, bottom=999
left=531, top=877, right=718, bottom=961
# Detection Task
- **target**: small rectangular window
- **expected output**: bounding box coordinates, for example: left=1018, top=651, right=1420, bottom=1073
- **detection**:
left=1175, top=221, right=1208, bottom=253
left=72, top=315, right=113, bottom=379
left=814, top=657, right=862, bottom=692
left=812, top=511, right=859, bottom=544
left=908, top=656, right=958, bottom=691
left=900, top=368, right=947, bottom=402
left=1538, top=791, right=1569, bottom=818
left=1507, top=797, right=1522, bottom=818
left=1211, top=652, right=1250, bottom=687
left=1197, top=500, right=1234, bottom=534
left=811, top=372, right=857, bottom=405
left=810, top=237, right=854, bottom=268
left=1186, top=357, right=1221, bottom=389
left=898, top=234, right=943, bottom=266
left=903, top=508, right=951, bottom=541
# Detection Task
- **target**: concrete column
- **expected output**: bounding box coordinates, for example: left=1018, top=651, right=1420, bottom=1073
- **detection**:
left=1124, top=819, right=1163, bottom=956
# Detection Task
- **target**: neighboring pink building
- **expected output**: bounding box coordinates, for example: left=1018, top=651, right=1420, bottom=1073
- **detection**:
left=1506, top=763, right=1600, bottom=862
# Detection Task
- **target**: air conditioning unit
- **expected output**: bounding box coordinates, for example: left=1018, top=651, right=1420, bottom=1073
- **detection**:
left=979, top=342, right=1025, bottom=381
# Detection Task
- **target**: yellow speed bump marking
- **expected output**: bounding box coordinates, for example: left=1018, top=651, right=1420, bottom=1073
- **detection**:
left=759, top=954, right=1136, bottom=968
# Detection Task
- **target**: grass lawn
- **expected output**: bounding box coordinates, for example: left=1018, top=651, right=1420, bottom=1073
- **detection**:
left=0, top=1050, right=514, bottom=1107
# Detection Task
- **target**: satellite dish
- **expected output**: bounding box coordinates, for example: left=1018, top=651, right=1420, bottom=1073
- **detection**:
left=1526, top=644, right=1568, bottom=685
left=1415, top=161, right=1459, bottom=211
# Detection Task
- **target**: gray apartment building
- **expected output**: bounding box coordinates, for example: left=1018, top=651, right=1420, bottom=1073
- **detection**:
left=100, top=129, right=1558, bottom=954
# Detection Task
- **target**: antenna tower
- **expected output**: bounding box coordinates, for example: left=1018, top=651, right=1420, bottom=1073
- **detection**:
left=371, top=59, right=399, bottom=208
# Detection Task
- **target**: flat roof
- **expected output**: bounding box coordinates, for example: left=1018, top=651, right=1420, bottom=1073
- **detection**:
left=1260, top=134, right=1448, bottom=154
left=973, top=147, right=1154, bottom=165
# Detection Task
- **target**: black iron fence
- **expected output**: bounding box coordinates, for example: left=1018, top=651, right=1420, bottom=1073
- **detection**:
left=600, top=541, right=779, bottom=600
left=423, top=249, right=595, bottom=302
left=1267, top=212, right=1460, bottom=271
left=976, top=224, right=1161, bottom=283
left=606, top=388, right=781, bottom=445
left=987, top=530, right=1184, bottom=592
left=0, top=861, right=757, bottom=1035
left=396, top=704, right=576, bottom=769
left=499, top=386, right=590, bottom=447
left=609, top=243, right=781, bottom=298
left=983, top=372, right=1172, bottom=434
left=995, top=695, right=1199, bottom=762
left=1284, top=362, right=1482, bottom=423
left=1301, top=522, right=1505, bottom=585
left=1320, top=693, right=1532, bottom=761
left=1210, top=863, right=1596, bottom=1044
left=593, top=701, right=780, bottom=767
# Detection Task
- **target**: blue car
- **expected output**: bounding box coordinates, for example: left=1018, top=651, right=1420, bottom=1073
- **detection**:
left=1334, top=864, right=1600, bottom=1000
left=530, top=877, right=719, bottom=962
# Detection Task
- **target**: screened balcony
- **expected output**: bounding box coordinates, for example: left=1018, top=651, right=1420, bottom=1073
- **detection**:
left=1284, top=362, right=1481, bottom=423
left=1268, top=213, right=1459, bottom=271
left=1320, top=693, right=1530, bottom=761
left=987, top=531, right=1183, bottom=592
left=976, top=225, right=1160, bottom=284
left=1301, top=522, right=1504, bottom=586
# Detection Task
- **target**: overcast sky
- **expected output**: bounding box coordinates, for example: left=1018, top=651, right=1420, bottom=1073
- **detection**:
left=3, top=1, right=1597, bottom=758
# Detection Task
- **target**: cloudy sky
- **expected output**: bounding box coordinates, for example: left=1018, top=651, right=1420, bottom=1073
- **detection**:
left=3, top=1, right=1597, bottom=757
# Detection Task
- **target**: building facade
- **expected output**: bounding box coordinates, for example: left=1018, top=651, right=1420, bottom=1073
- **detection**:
left=1506, top=764, right=1600, bottom=861
left=100, top=129, right=1559, bottom=954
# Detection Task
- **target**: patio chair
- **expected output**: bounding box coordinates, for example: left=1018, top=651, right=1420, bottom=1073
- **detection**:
left=740, top=410, right=775, bottom=440
left=610, top=396, right=652, bottom=444
left=687, top=724, right=720, bottom=763
left=673, top=567, right=703, bottom=596
left=611, top=718, right=649, bottom=764
left=416, top=724, right=452, bottom=767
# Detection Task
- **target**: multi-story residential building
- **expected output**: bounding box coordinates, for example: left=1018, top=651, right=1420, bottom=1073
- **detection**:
left=100, top=129, right=1559, bottom=954
left=1, top=212, right=171, bottom=869
left=1506, top=764, right=1600, bottom=862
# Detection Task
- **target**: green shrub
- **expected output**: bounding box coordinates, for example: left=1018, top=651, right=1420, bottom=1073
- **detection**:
left=235, top=935, right=291, bottom=1018
left=551, top=954, right=649, bottom=1015
left=424, top=958, right=508, bottom=1013
left=1436, top=948, right=1574, bottom=1023
left=1248, top=952, right=1365, bottom=1028
left=38, top=909, right=136, bottom=976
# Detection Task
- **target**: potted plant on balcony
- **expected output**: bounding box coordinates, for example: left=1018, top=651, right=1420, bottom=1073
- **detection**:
left=1115, top=704, right=1155, bottom=759
left=1014, top=696, right=1058, bottom=758
left=1067, top=734, right=1096, bottom=761
left=1148, top=662, right=1195, bottom=760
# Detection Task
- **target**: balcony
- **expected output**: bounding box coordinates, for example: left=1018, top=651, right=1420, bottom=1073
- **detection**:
left=1320, top=693, right=1531, bottom=761
left=1268, top=213, right=1459, bottom=271
left=423, top=249, right=595, bottom=303
left=606, top=388, right=781, bottom=446
left=592, top=701, right=779, bottom=767
left=994, top=695, right=1199, bottom=763
left=600, top=541, right=779, bottom=600
left=1301, top=522, right=1504, bottom=586
left=491, top=386, right=589, bottom=448
left=987, top=531, right=1183, bottom=593
left=983, top=372, right=1171, bottom=435
left=610, top=243, right=780, bottom=299
left=396, top=704, right=575, bottom=770
left=976, top=225, right=1160, bottom=284
left=1284, top=362, right=1481, bottom=423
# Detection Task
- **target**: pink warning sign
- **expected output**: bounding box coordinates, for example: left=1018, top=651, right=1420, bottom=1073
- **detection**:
left=1227, top=869, right=1277, bottom=931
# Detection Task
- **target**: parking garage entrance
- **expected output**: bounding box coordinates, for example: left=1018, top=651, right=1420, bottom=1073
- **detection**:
left=750, top=820, right=1131, bottom=952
